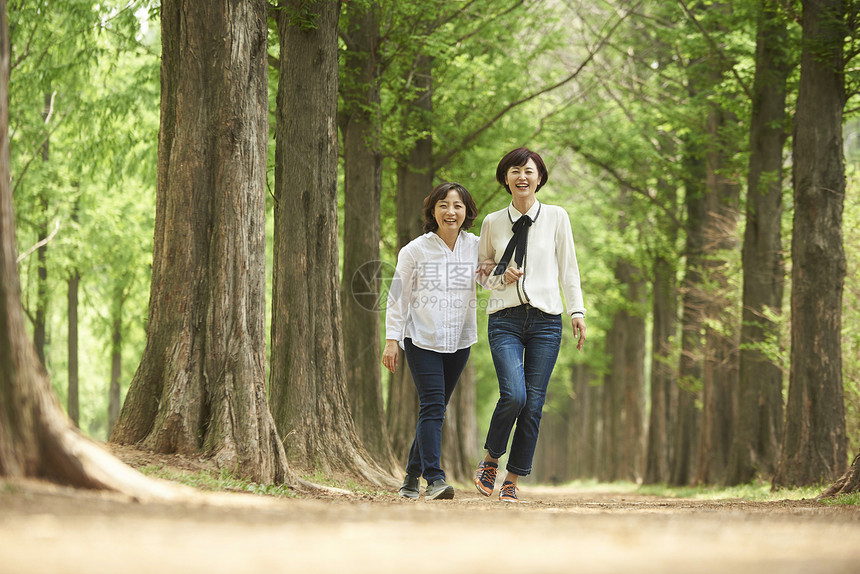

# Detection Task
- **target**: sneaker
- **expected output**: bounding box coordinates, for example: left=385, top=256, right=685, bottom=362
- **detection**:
left=499, top=480, right=519, bottom=503
left=425, top=478, right=455, bottom=500
left=398, top=474, right=420, bottom=500
left=474, top=460, right=498, bottom=496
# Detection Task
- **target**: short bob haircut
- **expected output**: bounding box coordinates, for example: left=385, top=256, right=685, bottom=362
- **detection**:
left=495, top=147, right=549, bottom=194
left=423, top=182, right=479, bottom=233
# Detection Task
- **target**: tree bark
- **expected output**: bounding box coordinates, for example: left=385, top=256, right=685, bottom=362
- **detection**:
left=108, top=291, right=123, bottom=436
left=339, top=1, right=397, bottom=471
left=774, top=0, right=848, bottom=488
left=820, top=452, right=860, bottom=497
left=269, top=0, right=389, bottom=485
left=110, top=0, right=288, bottom=484
left=727, top=0, right=789, bottom=485
left=387, top=54, right=433, bottom=465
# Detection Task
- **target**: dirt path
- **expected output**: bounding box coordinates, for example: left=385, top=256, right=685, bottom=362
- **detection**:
left=2, top=478, right=860, bottom=574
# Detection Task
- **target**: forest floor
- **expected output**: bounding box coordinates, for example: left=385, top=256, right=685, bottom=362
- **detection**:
left=2, top=445, right=860, bottom=574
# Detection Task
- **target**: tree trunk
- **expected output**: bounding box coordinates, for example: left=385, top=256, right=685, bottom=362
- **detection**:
left=532, top=398, right=569, bottom=484
left=644, top=251, right=678, bottom=484
left=110, top=0, right=288, bottom=484
left=820, top=452, right=860, bottom=498
left=570, top=363, right=594, bottom=479
left=339, top=0, right=397, bottom=471
left=441, top=359, right=478, bottom=483
left=0, top=5, right=182, bottom=500
left=387, top=54, right=433, bottom=465
left=32, top=92, right=51, bottom=368
left=670, top=135, right=706, bottom=487
left=108, top=291, right=123, bottom=436
left=601, top=259, right=647, bottom=483
left=269, top=0, right=388, bottom=485
left=727, top=0, right=789, bottom=485
left=695, top=109, right=742, bottom=485
left=67, top=269, right=79, bottom=427
left=774, top=0, right=848, bottom=488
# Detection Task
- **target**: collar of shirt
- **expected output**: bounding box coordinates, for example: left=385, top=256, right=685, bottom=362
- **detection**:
left=423, top=230, right=466, bottom=251
left=507, top=199, right=542, bottom=224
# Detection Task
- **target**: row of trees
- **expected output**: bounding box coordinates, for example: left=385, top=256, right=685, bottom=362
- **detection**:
left=2, top=0, right=860, bottom=494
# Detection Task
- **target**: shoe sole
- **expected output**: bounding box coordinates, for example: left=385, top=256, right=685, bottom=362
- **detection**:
left=427, top=486, right=455, bottom=500
left=474, top=479, right=493, bottom=497
left=499, top=496, right=519, bottom=503
left=399, top=490, right=419, bottom=500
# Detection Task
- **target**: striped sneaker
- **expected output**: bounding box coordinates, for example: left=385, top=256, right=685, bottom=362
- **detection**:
left=499, top=480, right=519, bottom=503
left=474, top=460, right=498, bottom=496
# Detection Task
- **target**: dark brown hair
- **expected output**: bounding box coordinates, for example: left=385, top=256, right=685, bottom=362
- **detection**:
left=422, top=182, right=478, bottom=233
left=495, top=147, right=549, bottom=194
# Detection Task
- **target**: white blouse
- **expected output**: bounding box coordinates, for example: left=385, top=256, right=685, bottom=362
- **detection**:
left=478, top=200, right=586, bottom=317
left=385, top=231, right=480, bottom=353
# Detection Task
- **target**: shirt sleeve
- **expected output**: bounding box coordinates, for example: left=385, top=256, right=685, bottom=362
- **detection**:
left=555, top=209, right=586, bottom=318
left=385, top=244, right=416, bottom=342
left=477, top=215, right=505, bottom=290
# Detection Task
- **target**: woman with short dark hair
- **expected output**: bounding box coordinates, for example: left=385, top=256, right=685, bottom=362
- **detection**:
left=474, top=147, right=587, bottom=503
left=383, top=182, right=480, bottom=500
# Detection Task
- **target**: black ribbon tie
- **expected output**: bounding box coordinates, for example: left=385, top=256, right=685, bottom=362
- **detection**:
left=493, top=215, right=532, bottom=276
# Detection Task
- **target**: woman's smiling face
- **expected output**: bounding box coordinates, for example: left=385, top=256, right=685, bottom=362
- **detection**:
left=505, top=158, right=542, bottom=200
left=434, top=188, right=467, bottom=232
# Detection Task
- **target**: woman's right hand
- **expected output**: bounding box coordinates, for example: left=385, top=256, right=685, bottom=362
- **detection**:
left=382, top=339, right=399, bottom=373
left=503, top=267, right=524, bottom=285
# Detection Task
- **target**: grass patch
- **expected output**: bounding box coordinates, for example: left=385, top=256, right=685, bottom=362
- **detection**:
left=139, top=465, right=298, bottom=498
left=552, top=479, right=823, bottom=502
left=635, top=482, right=822, bottom=501
left=820, top=492, right=860, bottom=506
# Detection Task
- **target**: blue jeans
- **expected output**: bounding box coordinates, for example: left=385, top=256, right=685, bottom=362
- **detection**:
left=403, top=338, right=470, bottom=483
left=484, top=305, right=562, bottom=477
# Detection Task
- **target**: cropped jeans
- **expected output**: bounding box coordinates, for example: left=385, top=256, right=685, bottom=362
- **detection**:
left=403, top=338, right=470, bottom=483
left=483, top=304, right=562, bottom=477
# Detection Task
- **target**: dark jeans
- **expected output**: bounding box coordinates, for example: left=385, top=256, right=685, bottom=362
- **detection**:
left=403, top=338, right=470, bottom=483
left=483, top=305, right=562, bottom=476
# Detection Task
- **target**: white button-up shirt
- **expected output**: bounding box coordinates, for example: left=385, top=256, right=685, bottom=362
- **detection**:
left=385, top=231, right=480, bottom=353
left=478, top=200, right=586, bottom=317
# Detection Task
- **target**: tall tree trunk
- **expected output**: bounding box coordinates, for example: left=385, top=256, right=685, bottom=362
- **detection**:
left=440, top=359, right=478, bottom=483
left=110, top=0, right=288, bottom=484
left=727, top=0, right=789, bottom=485
left=33, top=91, right=51, bottom=367
left=0, top=5, right=181, bottom=500
left=269, top=0, right=388, bottom=485
left=108, top=290, right=123, bottom=436
left=387, top=54, right=433, bottom=465
left=671, top=135, right=706, bottom=487
left=695, top=111, right=742, bottom=485
left=602, top=260, right=647, bottom=483
left=774, top=0, right=848, bottom=488
left=339, top=1, right=397, bottom=471
left=644, top=249, right=678, bottom=484
left=66, top=269, right=79, bottom=427
left=620, top=266, right=647, bottom=482
left=570, top=362, right=594, bottom=479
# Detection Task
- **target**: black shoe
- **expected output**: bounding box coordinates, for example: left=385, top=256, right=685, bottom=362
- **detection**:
left=398, top=474, right=420, bottom=499
left=425, top=478, right=454, bottom=500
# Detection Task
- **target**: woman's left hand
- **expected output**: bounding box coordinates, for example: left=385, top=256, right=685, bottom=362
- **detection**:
left=476, top=258, right=496, bottom=279
left=571, top=317, right=586, bottom=351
